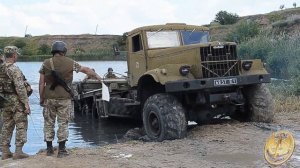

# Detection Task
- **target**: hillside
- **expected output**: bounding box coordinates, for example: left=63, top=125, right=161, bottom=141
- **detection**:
left=0, top=34, right=121, bottom=57
left=209, top=7, right=300, bottom=41
left=33, top=34, right=120, bottom=54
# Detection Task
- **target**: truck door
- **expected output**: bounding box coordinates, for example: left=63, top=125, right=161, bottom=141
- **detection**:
left=127, top=33, right=146, bottom=87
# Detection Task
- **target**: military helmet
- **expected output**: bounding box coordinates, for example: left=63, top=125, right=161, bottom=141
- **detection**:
left=3, top=46, right=20, bottom=56
left=51, top=41, right=67, bottom=54
left=108, top=67, right=113, bottom=72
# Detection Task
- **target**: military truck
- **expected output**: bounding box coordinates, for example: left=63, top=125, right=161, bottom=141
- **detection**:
left=73, top=23, right=274, bottom=141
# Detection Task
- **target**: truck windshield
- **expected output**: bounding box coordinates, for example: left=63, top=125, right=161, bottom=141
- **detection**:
left=181, top=31, right=209, bottom=45
left=146, top=31, right=180, bottom=48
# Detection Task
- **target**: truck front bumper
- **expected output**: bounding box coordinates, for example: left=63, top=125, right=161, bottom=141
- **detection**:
left=165, top=74, right=270, bottom=92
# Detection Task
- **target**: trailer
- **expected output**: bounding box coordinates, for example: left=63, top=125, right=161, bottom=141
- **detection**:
left=72, top=77, right=140, bottom=119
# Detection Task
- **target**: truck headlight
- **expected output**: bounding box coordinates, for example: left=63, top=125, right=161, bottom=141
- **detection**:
left=242, top=61, right=253, bottom=71
left=179, top=65, right=190, bottom=76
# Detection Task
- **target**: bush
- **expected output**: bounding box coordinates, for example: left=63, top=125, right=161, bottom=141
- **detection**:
left=237, top=31, right=300, bottom=79
left=226, top=20, right=259, bottom=43
left=13, top=39, right=26, bottom=48
left=272, top=16, right=300, bottom=28
left=238, top=32, right=272, bottom=61
left=267, top=13, right=284, bottom=23
left=214, top=11, right=239, bottom=25
left=38, top=44, right=51, bottom=55
left=117, top=32, right=128, bottom=50
left=271, top=20, right=289, bottom=28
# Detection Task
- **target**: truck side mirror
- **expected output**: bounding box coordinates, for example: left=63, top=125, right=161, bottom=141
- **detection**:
left=113, top=44, right=120, bottom=56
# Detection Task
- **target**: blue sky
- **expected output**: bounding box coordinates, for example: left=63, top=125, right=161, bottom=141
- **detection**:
left=0, top=0, right=299, bottom=36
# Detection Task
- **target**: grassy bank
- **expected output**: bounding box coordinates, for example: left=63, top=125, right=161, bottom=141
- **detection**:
left=18, top=54, right=126, bottom=62
left=269, top=82, right=300, bottom=114
left=273, top=94, right=300, bottom=113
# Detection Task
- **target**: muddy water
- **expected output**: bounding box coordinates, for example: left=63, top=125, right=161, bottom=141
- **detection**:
left=1, top=61, right=138, bottom=155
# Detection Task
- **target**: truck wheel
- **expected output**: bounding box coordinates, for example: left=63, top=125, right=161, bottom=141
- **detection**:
left=243, top=84, right=274, bottom=122
left=142, top=93, right=187, bottom=141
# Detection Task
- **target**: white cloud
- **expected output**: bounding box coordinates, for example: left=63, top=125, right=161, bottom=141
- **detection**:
left=0, top=0, right=299, bottom=36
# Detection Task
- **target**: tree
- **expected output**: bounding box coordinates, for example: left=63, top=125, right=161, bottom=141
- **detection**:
left=38, top=44, right=51, bottom=54
left=280, top=5, right=285, bottom=10
left=214, top=11, right=239, bottom=25
left=117, top=32, right=128, bottom=50
left=293, top=2, right=297, bottom=8
left=226, top=20, right=259, bottom=43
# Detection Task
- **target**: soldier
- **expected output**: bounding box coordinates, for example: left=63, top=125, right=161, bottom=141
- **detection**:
left=39, top=41, right=101, bottom=158
left=105, top=67, right=117, bottom=78
left=0, top=46, right=31, bottom=160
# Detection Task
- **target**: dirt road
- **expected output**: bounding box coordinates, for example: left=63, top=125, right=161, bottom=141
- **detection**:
left=1, top=109, right=299, bottom=168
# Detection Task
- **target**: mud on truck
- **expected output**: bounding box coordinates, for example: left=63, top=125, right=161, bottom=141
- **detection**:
left=72, top=23, right=274, bottom=141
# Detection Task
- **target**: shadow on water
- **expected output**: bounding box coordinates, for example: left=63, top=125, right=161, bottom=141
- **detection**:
left=70, top=113, right=141, bottom=146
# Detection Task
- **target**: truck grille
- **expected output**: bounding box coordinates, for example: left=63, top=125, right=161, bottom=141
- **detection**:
left=200, top=45, right=239, bottom=78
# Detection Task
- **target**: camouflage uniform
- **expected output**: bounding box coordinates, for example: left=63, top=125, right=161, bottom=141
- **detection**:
left=1, top=63, right=28, bottom=146
left=0, top=46, right=29, bottom=160
left=43, top=99, right=71, bottom=142
left=39, top=56, right=81, bottom=143
left=0, top=49, right=4, bottom=64
left=105, top=73, right=117, bottom=78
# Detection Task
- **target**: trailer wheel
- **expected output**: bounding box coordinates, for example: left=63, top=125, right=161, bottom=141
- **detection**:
left=243, top=84, right=274, bottom=122
left=143, top=93, right=187, bottom=141
left=72, top=100, right=81, bottom=115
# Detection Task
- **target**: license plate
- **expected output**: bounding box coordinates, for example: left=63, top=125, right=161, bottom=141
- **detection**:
left=214, top=78, right=237, bottom=86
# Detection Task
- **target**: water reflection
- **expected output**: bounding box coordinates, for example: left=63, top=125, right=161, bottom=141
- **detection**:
left=70, top=115, right=140, bottom=146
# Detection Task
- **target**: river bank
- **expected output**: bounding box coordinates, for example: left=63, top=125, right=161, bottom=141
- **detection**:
left=1, top=106, right=299, bottom=168
left=17, top=53, right=126, bottom=62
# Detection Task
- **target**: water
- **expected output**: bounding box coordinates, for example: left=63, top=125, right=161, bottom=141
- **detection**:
left=3, top=61, right=139, bottom=155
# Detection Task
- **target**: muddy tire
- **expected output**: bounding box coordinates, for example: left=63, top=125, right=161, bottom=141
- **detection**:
left=142, top=93, right=187, bottom=141
left=243, top=84, right=274, bottom=122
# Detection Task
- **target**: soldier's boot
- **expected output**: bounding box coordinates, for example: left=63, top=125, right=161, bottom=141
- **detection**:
left=13, top=145, right=29, bottom=160
left=46, top=141, right=54, bottom=156
left=57, top=141, right=69, bottom=158
left=2, top=145, right=13, bottom=160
